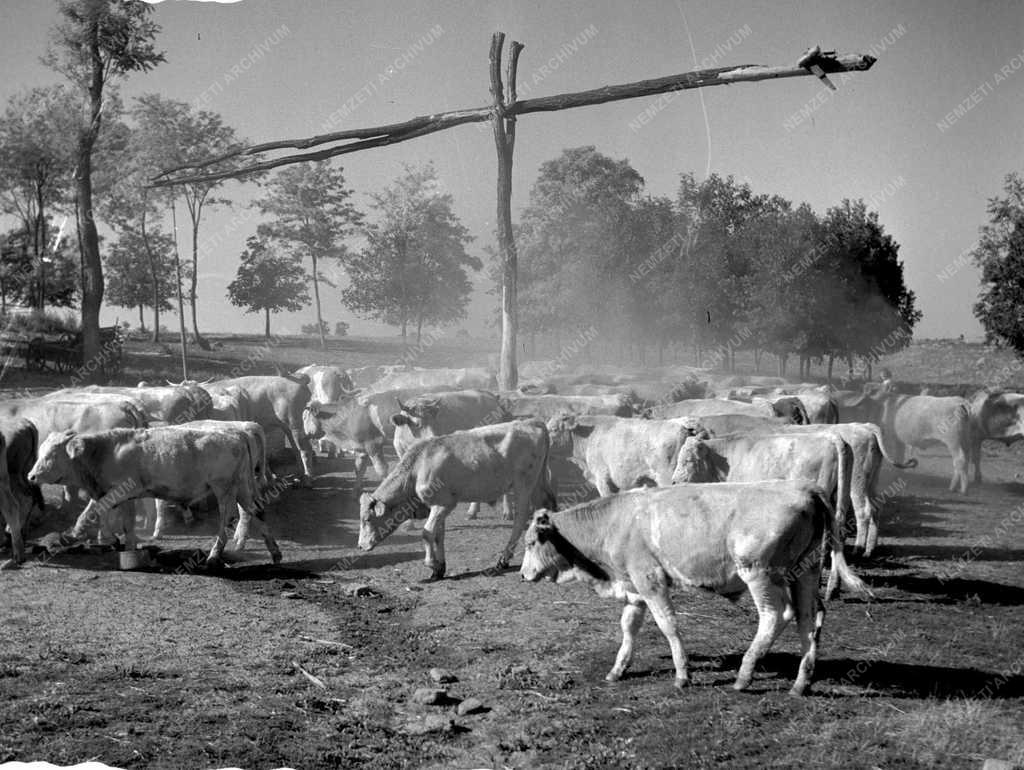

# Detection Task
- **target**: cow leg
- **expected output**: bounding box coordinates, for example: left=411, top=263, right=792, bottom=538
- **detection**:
left=206, top=491, right=236, bottom=569
left=641, top=585, right=690, bottom=689
left=421, top=505, right=452, bottom=580
left=231, top=502, right=252, bottom=551
left=466, top=502, right=480, bottom=520
left=606, top=600, right=647, bottom=682
left=496, top=488, right=533, bottom=570
left=950, top=445, right=969, bottom=494
left=0, top=509, right=25, bottom=570
left=367, top=444, right=388, bottom=480
left=735, top=575, right=790, bottom=691
left=352, top=452, right=370, bottom=499
left=281, top=422, right=315, bottom=487
left=119, top=502, right=138, bottom=550
left=790, top=568, right=825, bottom=696
left=970, top=437, right=983, bottom=485
left=236, top=498, right=282, bottom=564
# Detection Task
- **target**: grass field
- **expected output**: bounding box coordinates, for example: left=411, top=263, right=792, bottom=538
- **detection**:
left=1, top=336, right=1023, bottom=769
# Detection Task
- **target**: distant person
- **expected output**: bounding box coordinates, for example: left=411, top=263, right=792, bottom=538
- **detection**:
left=879, top=368, right=895, bottom=393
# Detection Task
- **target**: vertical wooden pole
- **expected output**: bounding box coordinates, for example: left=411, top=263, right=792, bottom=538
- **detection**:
left=490, top=33, right=523, bottom=391
left=170, top=199, right=189, bottom=380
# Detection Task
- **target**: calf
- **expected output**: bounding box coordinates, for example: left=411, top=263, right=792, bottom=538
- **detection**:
left=28, top=427, right=280, bottom=568
left=358, top=420, right=557, bottom=580
left=520, top=482, right=829, bottom=695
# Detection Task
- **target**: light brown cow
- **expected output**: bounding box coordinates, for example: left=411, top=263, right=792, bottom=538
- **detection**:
left=842, top=393, right=972, bottom=493
left=546, top=414, right=706, bottom=495
left=29, top=427, right=279, bottom=568
left=203, top=375, right=315, bottom=485
left=520, top=481, right=830, bottom=695
left=358, top=420, right=557, bottom=581
left=671, top=432, right=871, bottom=600
left=967, top=390, right=1024, bottom=484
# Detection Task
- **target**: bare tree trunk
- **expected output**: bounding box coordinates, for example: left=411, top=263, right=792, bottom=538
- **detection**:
left=492, top=34, right=522, bottom=391
left=189, top=218, right=208, bottom=350
left=311, top=250, right=325, bottom=350
left=138, top=304, right=144, bottom=329
left=171, top=200, right=189, bottom=380
left=827, top=354, right=834, bottom=384
left=265, top=307, right=271, bottom=339
left=140, top=206, right=161, bottom=344
left=416, top=314, right=423, bottom=346
left=77, top=150, right=103, bottom=382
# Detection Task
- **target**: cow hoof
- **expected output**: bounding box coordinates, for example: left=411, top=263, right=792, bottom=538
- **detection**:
left=205, top=557, right=226, bottom=572
left=271, top=551, right=283, bottom=565
left=673, top=677, right=690, bottom=691
left=789, top=683, right=810, bottom=697
left=0, top=558, right=20, bottom=571
left=495, top=558, right=510, bottom=571
left=732, top=676, right=752, bottom=692
left=423, top=563, right=446, bottom=582
left=604, top=671, right=622, bottom=683
left=300, top=476, right=314, bottom=489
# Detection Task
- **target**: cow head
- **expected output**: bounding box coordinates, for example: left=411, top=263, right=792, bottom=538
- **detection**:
left=358, top=492, right=425, bottom=550
left=545, top=412, right=593, bottom=454
left=670, top=436, right=720, bottom=484
left=303, top=402, right=332, bottom=439
left=771, top=396, right=809, bottom=425
left=391, top=398, right=440, bottom=433
left=520, top=510, right=572, bottom=582
left=27, top=430, right=81, bottom=486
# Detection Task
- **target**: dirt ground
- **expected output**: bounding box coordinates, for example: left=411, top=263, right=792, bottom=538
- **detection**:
left=2, top=428, right=1024, bottom=769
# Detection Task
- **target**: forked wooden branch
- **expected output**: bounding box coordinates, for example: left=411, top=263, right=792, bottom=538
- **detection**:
left=150, top=45, right=875, bottom=188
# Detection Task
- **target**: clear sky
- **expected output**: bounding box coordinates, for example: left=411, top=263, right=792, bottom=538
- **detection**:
left=2, top=0, right=1022, bottom=340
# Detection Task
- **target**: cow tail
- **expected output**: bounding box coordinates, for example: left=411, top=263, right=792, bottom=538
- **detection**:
left=26, top=422, right=45, bottom=514
left=537, top=423, right=558, bottom=514
left=868, top=424, right=918, bottom=469
left=822, top=460, right=874, bottom=600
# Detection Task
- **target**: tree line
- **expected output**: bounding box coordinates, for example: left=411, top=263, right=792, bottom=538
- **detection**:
left=513, top=146, right=922, bottom=378
left=0, top=0, right=924, bottom=380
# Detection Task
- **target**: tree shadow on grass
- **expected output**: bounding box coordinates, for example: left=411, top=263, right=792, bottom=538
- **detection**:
left=881, top=494, right=949, bottom=540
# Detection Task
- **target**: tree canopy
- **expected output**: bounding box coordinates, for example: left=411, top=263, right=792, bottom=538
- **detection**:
left=227, top=236, right=309, bottom=339
left=342, top=164, right=479, bottom=343
left=514, top=147, right=920, bottom=374
left=973, top=172, right=1024, bottom=354
left=255, top=161, right=362, bottom=349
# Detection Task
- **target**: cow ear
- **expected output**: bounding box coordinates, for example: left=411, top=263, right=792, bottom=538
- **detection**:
left=66, top=435, right=86, bottom=459
left=358, top=493, right=376, bottom=514
left=391, top=413, right=411, bottom=427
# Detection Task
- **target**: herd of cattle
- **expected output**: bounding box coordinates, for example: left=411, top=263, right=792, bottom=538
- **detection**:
left=2, top=360, right=1023, bottom=695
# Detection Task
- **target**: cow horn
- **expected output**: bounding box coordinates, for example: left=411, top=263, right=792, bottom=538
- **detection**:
left=166, top=379, right=179, bottom=387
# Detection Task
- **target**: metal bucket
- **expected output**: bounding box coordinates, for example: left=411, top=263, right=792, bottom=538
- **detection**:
left=118, top=549, right=152, bottom=570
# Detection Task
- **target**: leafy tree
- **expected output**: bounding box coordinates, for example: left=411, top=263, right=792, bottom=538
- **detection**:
left=227, top=236, right=309, bottom=339
left=343, top=164, right=478, bottom=344
left=104, top=227, right=176, bottom=332
left=130, top=94, right=240, bottom=349
left=0, top=224, right=78, bottom=312
left=44, top=0, right=164, bottom=378
left=815, top=199, right=920, bottom=375
left=255, top=161, right=362, bottom=349
left=515, top=147, right=643, bottom=355
left=973, top=173, right=1024, bottom=354
left=0, top=85, right=80, bottom=309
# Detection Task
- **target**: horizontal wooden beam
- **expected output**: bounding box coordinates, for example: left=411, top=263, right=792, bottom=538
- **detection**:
left=151, top=48, right=875, bottom=188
